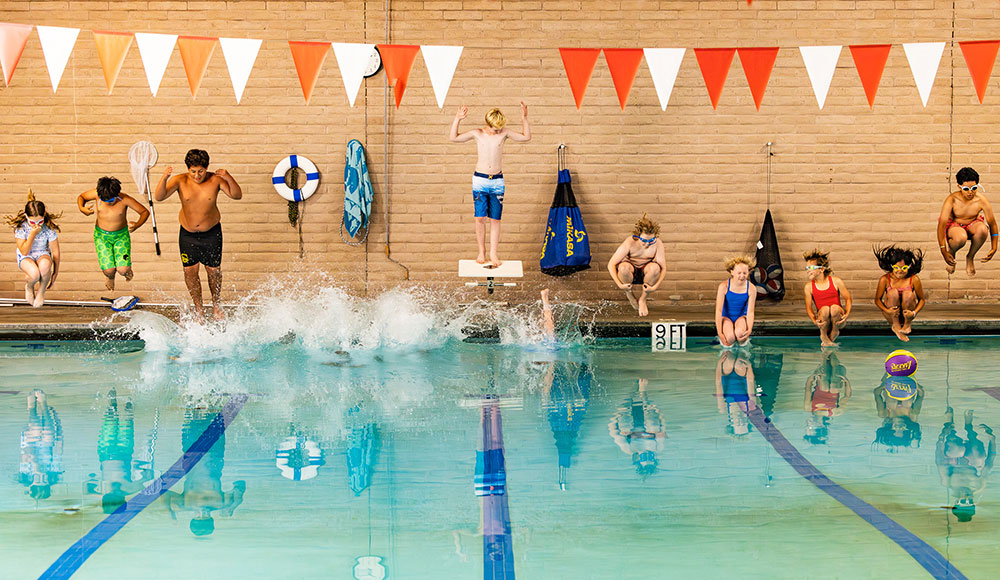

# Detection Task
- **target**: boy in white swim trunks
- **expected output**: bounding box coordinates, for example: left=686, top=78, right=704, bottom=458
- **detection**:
left=449, top=102, right=531, bottom=267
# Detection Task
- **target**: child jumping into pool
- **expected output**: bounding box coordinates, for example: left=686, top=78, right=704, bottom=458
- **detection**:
left=874, top=245, right=926, bottom=342
left=5, top=191, right=60, bottom=307
left=449, top=102, right=531, bottom=267
left=937, top=167, right=998, bottom=276
left=715, top=256, right=757, bottom=347
left=607, top=214, right=667, bottom=317
left=802, top=250, right=852, bottom=346
left=77, top=176, right=150, bottom=291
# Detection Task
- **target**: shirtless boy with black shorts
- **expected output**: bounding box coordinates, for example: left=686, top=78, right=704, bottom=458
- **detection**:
left=154, top=149, right=242, bottom=323
left=607, top=214, right=667, bottom=317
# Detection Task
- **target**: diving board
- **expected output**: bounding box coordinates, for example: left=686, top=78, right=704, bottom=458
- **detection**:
left=459, top=260, right=523, bottom=294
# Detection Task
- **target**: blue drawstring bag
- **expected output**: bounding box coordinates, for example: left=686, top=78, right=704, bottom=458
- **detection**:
left=540, top=147, right=591, bottom=276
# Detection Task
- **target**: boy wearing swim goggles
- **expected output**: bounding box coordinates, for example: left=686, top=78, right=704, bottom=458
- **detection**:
left=78, top=176, right=149, bottom=291
left=607, top=213, right=666, bottom=317
left=936, top=166, right=998, bottom=276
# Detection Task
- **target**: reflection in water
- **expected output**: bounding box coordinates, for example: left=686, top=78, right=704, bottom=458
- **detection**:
left=803, top=351, right=851, bottom=445
left=750, top=350, right=783, bottom=419
left=19, top=389, right=63, bottom=500
left=936, top=408, right=996, bottom=522
left=163, top=400, right=246, bottom=535
left=275, top=425, right=325, bottom=481
left=873, top=376, right=923, bottom=452
left=609, top=378, right=665, bottom=477
left=541, top=361, right=592, bottom=490
left=346, top=404, right=378, bottom=496
left=715, top=350, right=756, bottom=438
left=96, top=389, right=153, bottom=513
left=477, top=398, right=515, bottom=579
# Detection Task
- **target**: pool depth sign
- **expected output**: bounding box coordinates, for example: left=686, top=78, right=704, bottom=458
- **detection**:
left=652, top=322, right=686, bottom=352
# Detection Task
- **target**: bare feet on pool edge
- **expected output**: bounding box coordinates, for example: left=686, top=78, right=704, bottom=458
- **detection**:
left=24, top=284, right=35, bottom=306
left=124, top=268, right=133, bottom=282
left=476, top=253, right=486, bottom=265
left=821, top=338, right=836, bottom=347
left=902, top=309, right=915, bottom=334
left=105, top=275, right=115, bottom=291
left=637, top=293, right=649, bottom=317
left=32, top=292, right=45, bottom=308
left=625, top=290, right=639, bottom=311
left=213, top=305, right=226, bottom=322
left=967, top=260, right=977, bottom=277
left=540, top=288, right=550, bottom=302
left=490, top=254, right=503, bottom=268
left=893, top=327, right=909, bottom=342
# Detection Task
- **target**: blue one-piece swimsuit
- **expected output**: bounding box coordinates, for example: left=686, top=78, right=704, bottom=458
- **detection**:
left=722, top=280, right=750, bottom=322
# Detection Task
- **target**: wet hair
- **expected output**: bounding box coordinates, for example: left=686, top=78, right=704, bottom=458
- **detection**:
left=724, top=255, right=756, bottom=272
left=803, top=416, right=830, bottom=445
left=485, top=108, right=506, bottom=130
left=873, top=416, right=922, bottom=451
left=956, top=167, right=979, bottom=185
left=28, top=484, right=51, bottom=500
left=190, top=515, right=215, bottom=536
left=102, top=491, right=126, bottom=514
left=802, top=249, right=832, bottom=275
left=4, top=190, right=61, bottom=231
left=632, top=213, right=660, bottom=237
left=952, top=502, right=976, bottom=522
left=185, top=149, right=210, bottom=169
left=632, top=451, right=658, bottom=479
left=96, top=176, right=122, bottom=201
left=874, top=245, right=922, bottom=275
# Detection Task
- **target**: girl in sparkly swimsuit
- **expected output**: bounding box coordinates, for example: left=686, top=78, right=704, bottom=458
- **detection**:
left=715, top=255, right=757, bottom=347
left=802, top=250, right=853, bottom=346
left=874, top=245, right=925, bottom=342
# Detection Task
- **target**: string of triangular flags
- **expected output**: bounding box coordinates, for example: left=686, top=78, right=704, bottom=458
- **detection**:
left=0, top=23, right=463, bottom=107
left=561, top=42, right=1000, bottom=110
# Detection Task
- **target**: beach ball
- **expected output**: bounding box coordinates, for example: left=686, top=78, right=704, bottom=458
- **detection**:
left=885, top=349, right=917, bottom=377
left=883, top=375, right=917, bottom=401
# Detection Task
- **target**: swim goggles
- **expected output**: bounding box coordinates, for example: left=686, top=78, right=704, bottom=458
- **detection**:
left=891, top=264, right=911, bottom=272
left=805, top=264, right=824, bottom=271
left=960, top=184, right=984, bottom=192
left=102, top=196, right=121, bottom=204
left=633, top=235, right=657, bottom=244
left=26, top=217, right=44, bottom=226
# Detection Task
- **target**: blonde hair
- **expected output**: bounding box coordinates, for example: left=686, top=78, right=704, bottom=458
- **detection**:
left=4, top=189, right=61, bottom=231
left=724, top=255, right=755, bottom=272
left=631, top=213, right=660, bottom=237
left=802, top=249, right=832, bottom=275
left=485, top=108, right=506, bottom=130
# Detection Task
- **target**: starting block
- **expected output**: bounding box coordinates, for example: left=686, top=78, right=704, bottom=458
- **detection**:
left=459, top=260, right=523, bottom=294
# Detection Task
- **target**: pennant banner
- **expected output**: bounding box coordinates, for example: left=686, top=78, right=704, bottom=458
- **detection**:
left=134, top=32, right=176, bottom=96
left=559, top=48, right=601, bottom=110
left=93, top=31, right=134, bottom=94
left=378, top=44, right=420, bottom=108
left=0, top=22, right=32, bottom=86
left=289, top=40, right=330, bottom=103
left=849, top=44, right=892, bottom=108
left=799, top=45, right=841, bottom=109
left=220, top=37, right=262, bottom=103
left=643, top=48, right=685, bottom=110
left=737, top=47, right=779, bottom=110
left=36, top=25, right=79, bottom=92
left=177, top=36, right=217, bottom=96
left=902, top=42, right=945, bottom=107
left=959, top=40, right=1000, bottom=104
left=694, top=47, right=736, bottom=109
left=603, top=48, right=644, bottom=110
left=421, top=44, right=463, bottom=109
left=332, top=43, right=374, bottom=107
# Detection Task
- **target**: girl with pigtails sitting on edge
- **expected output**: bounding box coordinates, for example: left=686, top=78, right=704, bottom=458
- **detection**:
left=5, top=191, right=60, bottom=307
left=715, top=256, right=757, bottom=348
left=802, top=250, right=852, bottom=347
left=874, top=246, right=926, bottom=342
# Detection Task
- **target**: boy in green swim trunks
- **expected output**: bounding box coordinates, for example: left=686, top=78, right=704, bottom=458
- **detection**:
left=78, top=177, right=149, bottom=290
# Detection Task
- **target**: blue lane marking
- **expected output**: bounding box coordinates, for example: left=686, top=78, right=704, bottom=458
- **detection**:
left=977, top=388, right=1000, bottom=402
left=39, top=394, right=249, bottom=580
left=747, top=408, right=967, bottom=580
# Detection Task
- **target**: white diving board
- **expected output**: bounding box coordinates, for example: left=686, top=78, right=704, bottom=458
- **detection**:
left=458, top=260, right=523, bottom=278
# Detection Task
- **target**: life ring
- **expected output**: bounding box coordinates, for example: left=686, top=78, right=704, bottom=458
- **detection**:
left=272, top=155, right=320, bottom=202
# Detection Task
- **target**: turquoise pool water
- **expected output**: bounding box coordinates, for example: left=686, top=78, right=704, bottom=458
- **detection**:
left=2, top=329, right=999, bottom=579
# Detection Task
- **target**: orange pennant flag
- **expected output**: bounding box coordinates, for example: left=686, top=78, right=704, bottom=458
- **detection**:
left=694, top=47, right=736, bottom=109
left=0, top=22, right=32, bottom=86
left=603, top=48, right=644, bottom=110
left=177, top=35, right=217, bottom=96
left=377, top=44, right=420, bottom=108
left=737, top=47, right=779, bottom=110
left=93, top=31, right=134, bottom=94
left=849, top=44, right=892, bottom=108
left=959, top=40, right=1000, bottom=104
left=288, top=41, right=330, bottom=103
left=559, top=48, right=601, bottom=110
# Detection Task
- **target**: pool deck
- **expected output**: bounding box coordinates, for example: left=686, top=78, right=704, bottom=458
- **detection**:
left=2, top=300, right=1000, bottom=339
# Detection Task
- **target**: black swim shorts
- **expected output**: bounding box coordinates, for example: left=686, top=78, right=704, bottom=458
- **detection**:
left=179, top=223, right=223, bottom=268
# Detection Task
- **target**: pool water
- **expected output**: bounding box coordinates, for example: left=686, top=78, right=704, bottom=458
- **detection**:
left=2, top=327, right=998, bottom=579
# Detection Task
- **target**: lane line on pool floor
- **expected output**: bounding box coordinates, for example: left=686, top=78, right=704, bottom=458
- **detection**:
left=747, top=408, right=968, bottom=580
left=39, top=393, right=249, bottom=580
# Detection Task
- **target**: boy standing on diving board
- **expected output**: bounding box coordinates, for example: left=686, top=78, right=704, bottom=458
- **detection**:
left=449, top=102, right=531, bottom=267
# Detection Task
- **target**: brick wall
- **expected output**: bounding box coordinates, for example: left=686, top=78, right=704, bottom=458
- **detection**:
left=1, top=0, right=998, bottom=308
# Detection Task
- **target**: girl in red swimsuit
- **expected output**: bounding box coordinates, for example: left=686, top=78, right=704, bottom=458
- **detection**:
left=874, top=246, right=926, bottom=343
left=802, top=250, right=853, bottom=347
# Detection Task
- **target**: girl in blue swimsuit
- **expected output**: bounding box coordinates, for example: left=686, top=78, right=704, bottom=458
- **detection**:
left=715, top=255, right=757, bottom=347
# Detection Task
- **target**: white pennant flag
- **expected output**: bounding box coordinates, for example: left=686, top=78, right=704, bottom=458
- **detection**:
left=220, top=37, right=262, bottom=104
left=643, top=48, right=685, bottom=110
left=420, top=45, right=463, bottom=109
left=799, top=45, right=842, bottom=109
left=332, top=43, right=376, bottom=107
left=903, top=42, right=945, bottom=107
left=135, top=32, right=177, bottom=96
left=36, top=26, right=79, bottom=92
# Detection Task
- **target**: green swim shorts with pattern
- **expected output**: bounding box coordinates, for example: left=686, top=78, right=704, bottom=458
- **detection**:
left=93, top=226, right=132, bottom=271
